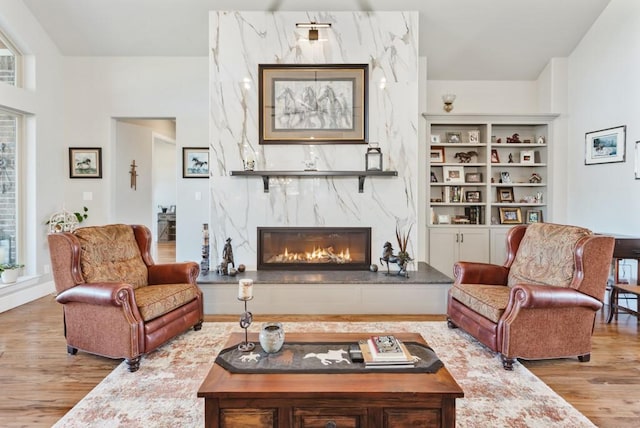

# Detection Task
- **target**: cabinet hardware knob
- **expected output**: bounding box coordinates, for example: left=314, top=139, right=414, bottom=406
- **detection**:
left=325, top=421, right=337, bottom=428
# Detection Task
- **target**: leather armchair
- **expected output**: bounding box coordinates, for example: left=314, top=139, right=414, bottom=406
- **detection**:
left=447, top=223, right=614, bottom=370
left=48, top=224, right=203, bottom=372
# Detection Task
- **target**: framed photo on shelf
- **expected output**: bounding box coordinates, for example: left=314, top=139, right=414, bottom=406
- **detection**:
left=520, top=150, right=535, bottom=164
left=468, top=130, right=480, bottom=144
left=258, top=64, right=368, bottom=144
left=182, top=147, right=210, bottom=178
left=437, top=214, right=451, bottom=224
left=446, top=131, right=462, bottom=144
left=526, top=209, right=543, bottom=224
left=465, top=190, right=481, bottom=203
left=69, top=147, right=102, bottom=179
left=430, top=171, right=438, bottom=182
left=443, top=166, right=464, bottom=183
left=465, top=172, right=483, bottom=183
left=500, top=171, right=512, bottom=183
left=496, top=186, right=514, bottom=203
left=430, top=134, right=441, bottom=144
left=499, top=207, right=522, bottom=224
left=430, top=147, right=445, bottom=163
left=585, top=125, right=626, bottom=165
left=491, top=149, right=500, bottom=163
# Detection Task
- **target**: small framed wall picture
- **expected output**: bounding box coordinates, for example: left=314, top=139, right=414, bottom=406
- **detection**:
left=69, top=147, right=102, bottom=179
left=443, top=166, right=464, bottom=183
left=468, top=130, right=480, bottom=144
left=182, top=147, right=210, bottom=178
left=499, top=207, right=522, bottom=224
left=526, top=209, right=543, bottom=224
left=585, top=125, right=626, bottom=165
left=430, top=147, right=445, bottom=163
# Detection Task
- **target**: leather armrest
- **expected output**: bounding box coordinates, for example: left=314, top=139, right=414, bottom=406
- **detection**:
left=454, top=261, right=509, bottom=285
left=56, top=282, right=135, bottom=306
left=508, top=283, right=602, bottom=311
left=148, top=262, right=200, bottom=285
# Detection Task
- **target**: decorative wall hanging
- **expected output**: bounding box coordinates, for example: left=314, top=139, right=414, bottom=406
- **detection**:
left=182, top=147, right=210, bottom=178
left=585, top=125, right=626, bottom=165
left=69, top=147, right=102, bottom=179
left=258, top=64, right=368, bottom=144
left=129, top=160, right=138, bottom=190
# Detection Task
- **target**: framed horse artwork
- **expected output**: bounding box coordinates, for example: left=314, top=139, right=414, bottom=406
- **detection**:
left=258, top=64, right=369, bottom=144
left=182, top=147, right=210, bottom=178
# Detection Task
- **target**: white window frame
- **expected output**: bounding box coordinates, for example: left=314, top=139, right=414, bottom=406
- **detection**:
left=0, top=29, right=22, bottom=88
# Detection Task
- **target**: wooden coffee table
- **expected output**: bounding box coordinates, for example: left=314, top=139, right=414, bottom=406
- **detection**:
left=198, top=332, right=464, bottom=428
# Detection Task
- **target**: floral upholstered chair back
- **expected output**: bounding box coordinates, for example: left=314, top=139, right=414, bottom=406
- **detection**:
left=74, top=224, right=149, bottom=288
left=507, top=223, right=592, bottom=290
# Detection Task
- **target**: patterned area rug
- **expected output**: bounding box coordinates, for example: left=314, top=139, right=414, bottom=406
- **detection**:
left=53, top=322, right=595, bottom=427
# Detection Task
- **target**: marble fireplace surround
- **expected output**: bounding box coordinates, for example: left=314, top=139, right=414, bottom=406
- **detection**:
left=209, top=11, right=420, bottom=273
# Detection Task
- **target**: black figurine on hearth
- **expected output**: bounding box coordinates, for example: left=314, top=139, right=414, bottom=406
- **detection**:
left=223, top=237, right=234, bottom=268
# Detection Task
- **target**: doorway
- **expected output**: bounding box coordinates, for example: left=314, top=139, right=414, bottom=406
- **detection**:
left=114, top=118, right=177, bottom=262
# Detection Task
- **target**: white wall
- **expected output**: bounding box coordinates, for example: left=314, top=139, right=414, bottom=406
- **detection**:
left=62, top=57, right=210, bottom=263
left=566, top=0, right=640, bottom=237
left=426, top=80, right=539, bottom=114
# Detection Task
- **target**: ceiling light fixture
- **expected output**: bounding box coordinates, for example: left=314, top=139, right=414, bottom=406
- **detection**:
left=296, top=22, right=331, bottom=41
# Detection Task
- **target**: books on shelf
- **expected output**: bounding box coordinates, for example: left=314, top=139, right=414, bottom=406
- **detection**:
left=359, top=335, right=415, bottom=368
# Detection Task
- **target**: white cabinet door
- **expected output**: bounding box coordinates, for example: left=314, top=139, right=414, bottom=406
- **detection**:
left=458, top=228, right=490, bottom=263
left=429, top=229, right=459, bottom=277
left=429, top=228, right=489, bottom=276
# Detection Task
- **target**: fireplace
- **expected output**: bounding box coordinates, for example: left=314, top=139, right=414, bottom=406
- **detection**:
left=258, top=227, right=372, bottom=270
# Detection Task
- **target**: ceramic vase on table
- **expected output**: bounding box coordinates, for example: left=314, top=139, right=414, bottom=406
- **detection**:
left=259, top=322, right=285, bottom=353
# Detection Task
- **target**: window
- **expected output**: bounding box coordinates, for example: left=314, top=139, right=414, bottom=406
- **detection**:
left=0, top=30, right=21, bottom=87
left=0, top=108, right=19, bottom=265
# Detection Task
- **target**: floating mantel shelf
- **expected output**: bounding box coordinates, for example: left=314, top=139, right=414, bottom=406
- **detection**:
left=230, top=170, right=398, bottom=193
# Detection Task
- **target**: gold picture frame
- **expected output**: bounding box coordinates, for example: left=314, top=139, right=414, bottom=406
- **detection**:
left=499, top=207, right=522, bottom=224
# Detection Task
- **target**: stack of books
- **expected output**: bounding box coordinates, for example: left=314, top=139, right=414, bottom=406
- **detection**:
left=359, top=335, right=415, bottom=368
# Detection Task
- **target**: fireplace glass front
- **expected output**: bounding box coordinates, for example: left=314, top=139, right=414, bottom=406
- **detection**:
left=258, top=227, right=372, bottom=270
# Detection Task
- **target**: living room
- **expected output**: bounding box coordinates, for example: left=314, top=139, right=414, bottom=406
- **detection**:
left=0, top=0, right=639, bottom=427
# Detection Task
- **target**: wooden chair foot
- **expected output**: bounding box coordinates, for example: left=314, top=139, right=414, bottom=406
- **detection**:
left=501, top=355, right=515, bottom=370
left=194, top=321, right=203, bottom=331
left=67, top=345, right=78, bottom=355
left=446, top=319, right=457, bottom=329
left=126, top=357, right=141, bottom=372
left=578, top=354, right=591, bottom=362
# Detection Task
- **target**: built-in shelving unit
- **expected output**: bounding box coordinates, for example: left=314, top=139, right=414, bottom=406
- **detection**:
left=230, top=170, right=398, bottom=193
left=422, top=113, right=558, bottom=273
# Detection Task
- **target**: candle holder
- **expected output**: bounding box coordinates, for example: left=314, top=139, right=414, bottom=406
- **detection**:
left=237, top=296, right=255, bottom=351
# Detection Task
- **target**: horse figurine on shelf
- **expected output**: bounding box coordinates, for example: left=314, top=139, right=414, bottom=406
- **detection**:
left=454, top=151, right=479, bottom=163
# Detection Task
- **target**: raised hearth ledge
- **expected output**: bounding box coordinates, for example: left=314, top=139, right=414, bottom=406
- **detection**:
left=197, top=262, right=453, bottom=315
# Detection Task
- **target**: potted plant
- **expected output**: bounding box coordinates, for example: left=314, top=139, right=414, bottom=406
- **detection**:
left=0, top=263, right=24, bottom=284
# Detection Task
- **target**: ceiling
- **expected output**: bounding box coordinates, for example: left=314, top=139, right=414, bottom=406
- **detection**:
left=21, top=0, right=611, bottom=80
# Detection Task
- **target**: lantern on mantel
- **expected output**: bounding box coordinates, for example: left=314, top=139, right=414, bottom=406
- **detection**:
left=365, top=144, right=383, bottom=171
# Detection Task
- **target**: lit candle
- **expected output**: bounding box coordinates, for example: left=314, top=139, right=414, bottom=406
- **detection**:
left=238, top=279, right=253, bottom=300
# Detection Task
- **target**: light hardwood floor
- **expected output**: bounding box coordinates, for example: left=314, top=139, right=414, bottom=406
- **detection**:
left=0, top=296, right=638, bottom=427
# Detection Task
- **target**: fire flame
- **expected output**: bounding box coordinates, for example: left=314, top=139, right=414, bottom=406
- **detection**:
left=272, top=246, right=352, bottom=264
